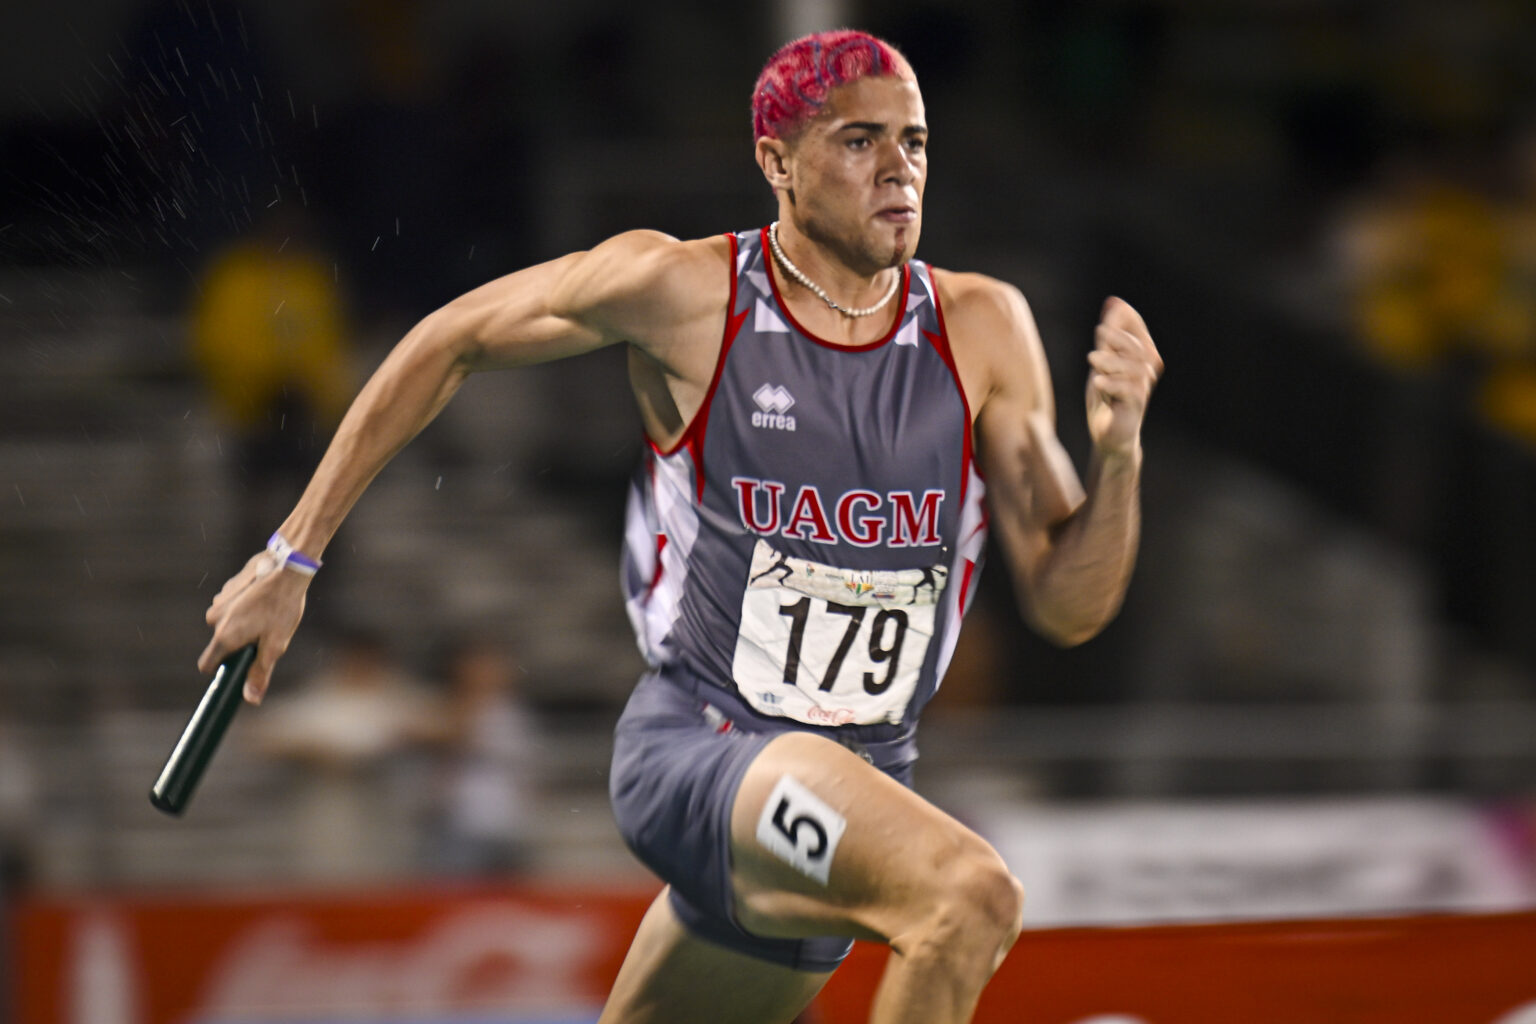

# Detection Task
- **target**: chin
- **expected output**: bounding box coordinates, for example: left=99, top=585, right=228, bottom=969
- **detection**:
left=889, top=225, right=920, bottom=265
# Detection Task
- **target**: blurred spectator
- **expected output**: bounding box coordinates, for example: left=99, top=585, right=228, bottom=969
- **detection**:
left=0, top=696, right=36, bottom=1011
left=1333, top=143, right=1536, bottom=446
left=0, top=703, right=35, bottom=891
left=1335, top=153, right=1529, bottom=372
left=253, top=629, right=446, bottom=883
left=190, top=206, right=354, bottom=548
left=1475, top=126, right=1536, bottom=445
left=426, top=636, right=541, bottom=877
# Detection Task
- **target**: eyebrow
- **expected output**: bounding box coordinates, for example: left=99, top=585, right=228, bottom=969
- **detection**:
left=836, top=120, right=928, bottom=136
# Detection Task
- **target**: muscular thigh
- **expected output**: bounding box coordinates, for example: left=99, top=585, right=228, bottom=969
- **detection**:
left=729, top=731, right=1006, bottom=944
left=598, top=889, right=829, bottom=1024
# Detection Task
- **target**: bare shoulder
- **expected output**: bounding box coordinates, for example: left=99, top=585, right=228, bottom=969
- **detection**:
left=553, top=230, right=732, bottom=340
left=639, top=233, right=736, bottom=326
left=929, top=267, right=1050, bottom=413
left=587, top=229, right=730, bottom=285
left=931, top=267, right=1029, bottom=327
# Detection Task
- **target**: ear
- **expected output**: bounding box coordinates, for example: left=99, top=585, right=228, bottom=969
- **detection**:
left=755, top=136, right=793, bottom=194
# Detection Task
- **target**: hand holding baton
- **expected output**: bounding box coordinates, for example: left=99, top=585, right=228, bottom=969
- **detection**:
left=150, top=643, right=257, bottom=816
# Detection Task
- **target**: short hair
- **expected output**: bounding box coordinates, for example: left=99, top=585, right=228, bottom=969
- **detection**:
left=751, top=30, right=915, bottom=144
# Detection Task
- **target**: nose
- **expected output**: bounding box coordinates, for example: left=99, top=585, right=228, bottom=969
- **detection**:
left=878, top=139, right=919, bottom=188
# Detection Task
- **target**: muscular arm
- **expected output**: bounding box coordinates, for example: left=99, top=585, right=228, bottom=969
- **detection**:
left=275, top=252, right=601, bottom=557
left=199, top=230, right=725, bottom=697
left=945, top=275, right=1161, bottom=646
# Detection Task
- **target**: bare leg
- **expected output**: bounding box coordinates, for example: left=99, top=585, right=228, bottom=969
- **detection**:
left=729, top=733, right=1024, bottom=1024
left=598, top=888, right=831, bottom=1024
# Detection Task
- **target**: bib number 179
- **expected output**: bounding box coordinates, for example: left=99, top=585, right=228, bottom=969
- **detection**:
left=778, top=597, right=909, bottom=694
left=732, top=540, right=945, bottom=726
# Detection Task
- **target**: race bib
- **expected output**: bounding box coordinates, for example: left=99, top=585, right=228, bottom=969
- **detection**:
left=732, top=540, right=946, bottom=726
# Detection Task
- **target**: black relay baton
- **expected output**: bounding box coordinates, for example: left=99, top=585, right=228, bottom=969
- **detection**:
left=149, top=643, right=257, bottom=816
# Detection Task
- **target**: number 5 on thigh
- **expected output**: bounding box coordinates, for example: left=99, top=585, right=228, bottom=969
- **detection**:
left=729, top=732, right=982, bottom=945
left=756, top=774, right=847, bottom=884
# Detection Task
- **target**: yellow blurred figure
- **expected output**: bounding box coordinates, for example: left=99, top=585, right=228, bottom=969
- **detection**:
left=191, top=236, right=352, bottom=435
left=1341, top=153, right=1536, bottom=448
left=190, top=214, right=354, bottom=545
left=1352, top=182, right=1531, bottom=372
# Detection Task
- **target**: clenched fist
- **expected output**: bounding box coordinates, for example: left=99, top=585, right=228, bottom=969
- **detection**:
left=1086, top=296, right=1163, bottom=458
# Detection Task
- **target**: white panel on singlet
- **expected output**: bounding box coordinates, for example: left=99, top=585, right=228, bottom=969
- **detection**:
left=754, top=297, right=790, bottom=334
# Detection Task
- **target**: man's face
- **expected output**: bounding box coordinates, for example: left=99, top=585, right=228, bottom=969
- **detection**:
left=783, top=75, right=928, bottom=274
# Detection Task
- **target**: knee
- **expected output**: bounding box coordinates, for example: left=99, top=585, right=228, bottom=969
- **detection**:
left=904, top=848, right=1024, bottom=964
left=950, top=854, right=1025, bottom=947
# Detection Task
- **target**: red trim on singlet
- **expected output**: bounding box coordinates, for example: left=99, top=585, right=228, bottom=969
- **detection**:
left=759, top=225, right=911, bottom=352
left=958, top=556, right=977, bottom=613
left=922, top=268, right=977, bottom=505
left=647, top=232, right=749, bottom=503
left=644, top=531, right=669, bottom=602
left=964, top=503, right=991, bottom=547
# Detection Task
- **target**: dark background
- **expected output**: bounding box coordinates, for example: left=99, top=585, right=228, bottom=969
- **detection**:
left=2, top=0, right=1535, bottom=893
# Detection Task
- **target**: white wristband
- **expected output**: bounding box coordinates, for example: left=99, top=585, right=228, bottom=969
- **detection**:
left=266, top=532, right=322, bottom=576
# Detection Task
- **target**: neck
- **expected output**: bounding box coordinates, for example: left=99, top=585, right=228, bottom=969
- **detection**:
left=768, top=220, right=902, bottom=320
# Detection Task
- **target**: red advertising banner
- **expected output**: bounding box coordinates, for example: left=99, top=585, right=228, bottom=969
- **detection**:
left=12, top=886, right=1536, bottom=1024
left=826, top=912, right=1536, bottom=1024
left=13, top=884, right=655, bottom=1024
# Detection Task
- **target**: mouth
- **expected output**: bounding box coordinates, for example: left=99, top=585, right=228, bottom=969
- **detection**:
left=876, top=205, right=918, bottom=223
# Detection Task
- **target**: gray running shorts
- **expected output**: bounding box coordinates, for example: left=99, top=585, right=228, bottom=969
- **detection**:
left=611, top=670, right=910, bottom=973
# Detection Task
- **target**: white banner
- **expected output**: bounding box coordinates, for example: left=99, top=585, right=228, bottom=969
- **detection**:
left=976, top=797, right=1536, bottom=926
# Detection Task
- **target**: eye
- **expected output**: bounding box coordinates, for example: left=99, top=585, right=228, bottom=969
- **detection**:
left=906, top=136, right=927, bottom=153
left=846, top=136, right=872, bottom=150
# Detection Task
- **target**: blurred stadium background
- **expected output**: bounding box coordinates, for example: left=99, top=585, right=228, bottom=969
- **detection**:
left=2, top=1, right=1535, bottom=1021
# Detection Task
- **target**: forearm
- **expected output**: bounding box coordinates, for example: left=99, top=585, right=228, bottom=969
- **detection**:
left=276, top=313, right=474, bottom=556
left=197, top=235, right=690, bottom=697
left=1024, top=443, right=1142, bottom=646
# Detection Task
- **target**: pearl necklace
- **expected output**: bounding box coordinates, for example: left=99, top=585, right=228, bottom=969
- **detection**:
left=767, top=222, right=900, bottom=318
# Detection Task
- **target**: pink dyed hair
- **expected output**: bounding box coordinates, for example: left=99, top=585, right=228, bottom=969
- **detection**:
left=751, top=30, right=914, bottom=143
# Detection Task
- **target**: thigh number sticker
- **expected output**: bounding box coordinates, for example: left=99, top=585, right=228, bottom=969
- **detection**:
left=756, top=774, right=847, bottom=885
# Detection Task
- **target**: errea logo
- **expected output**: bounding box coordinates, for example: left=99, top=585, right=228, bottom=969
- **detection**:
left=754, top=384, right=795, bottom=414
left=752, top=383, right=797, bottom=431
